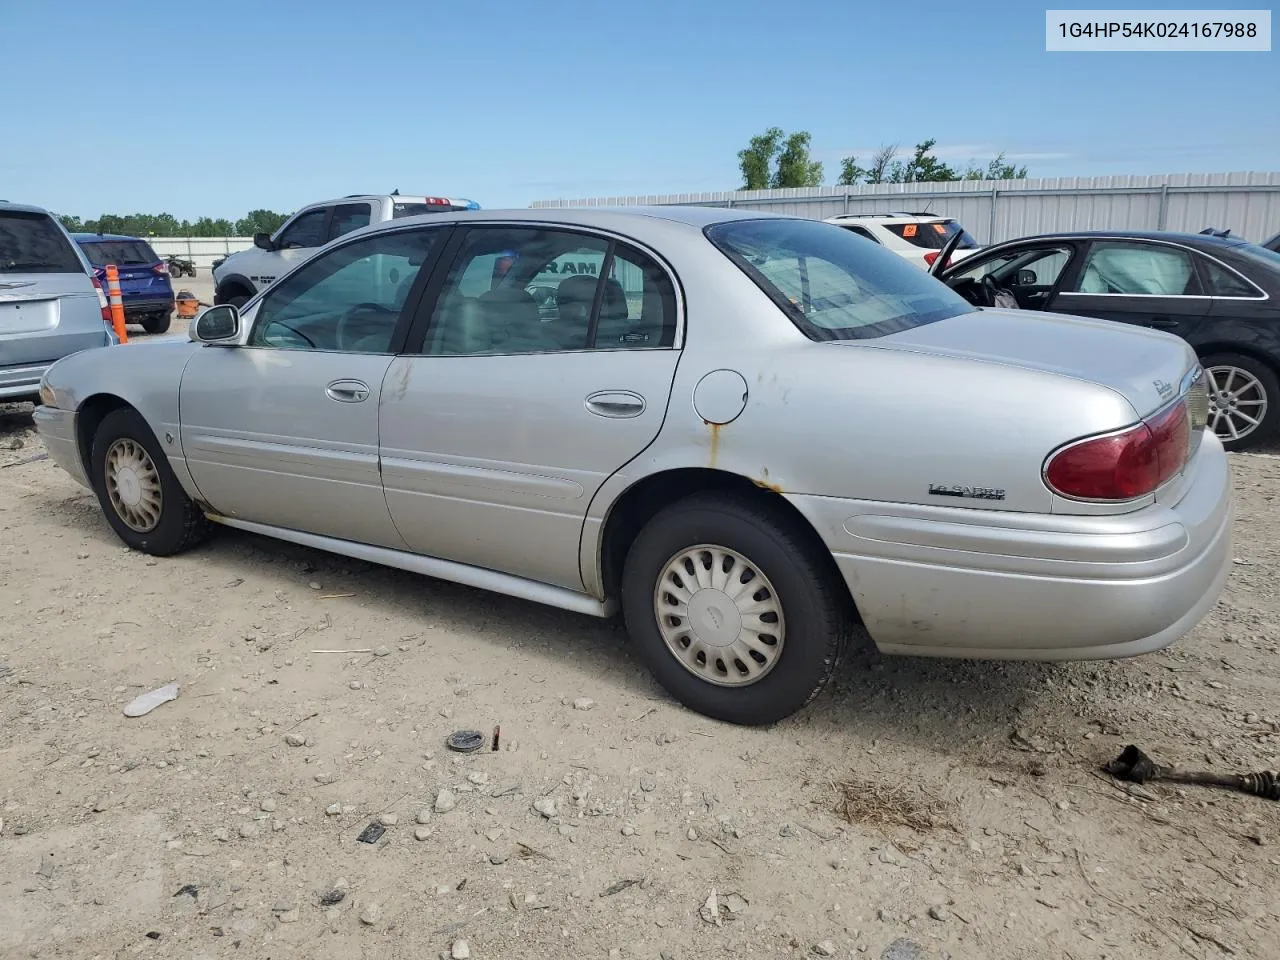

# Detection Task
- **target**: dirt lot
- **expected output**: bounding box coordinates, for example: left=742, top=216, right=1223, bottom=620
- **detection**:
left=1, top=405, right=1277, bottom=960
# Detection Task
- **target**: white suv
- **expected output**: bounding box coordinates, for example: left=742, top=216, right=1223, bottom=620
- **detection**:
left=212, top=193, right=478, bottom=307
left=822, top=213, right=981, bottom=269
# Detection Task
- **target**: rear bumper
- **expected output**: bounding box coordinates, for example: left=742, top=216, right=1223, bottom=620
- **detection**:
left=0, top=363, right=51, bottom=401
left=788, top=434, right=1232, bottom=660
left=123, top=298, right=174, bottom=317
left=32, top=404, right=89, bottom=487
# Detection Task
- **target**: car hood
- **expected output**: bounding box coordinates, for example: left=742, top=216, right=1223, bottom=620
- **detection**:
left=861, top=307, right=1199, bottom=418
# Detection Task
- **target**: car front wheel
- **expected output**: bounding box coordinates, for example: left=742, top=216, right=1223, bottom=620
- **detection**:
left=621, top=493, right=850, bottom=726
left=1202, top=352, right=1280, bottom=451
left=90, top=408, right=212, bottom=555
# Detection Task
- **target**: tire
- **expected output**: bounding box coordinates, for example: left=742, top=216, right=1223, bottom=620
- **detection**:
left=167, top=263, right=182, bottom=278
left=216, top=285, right=251, bottom=309
left=140, top=312, right=172, bottom=335
left=89, top=407, right=212, bottom=556
left=1200, top=352, right=1280, bottom=451
left=621, top=492, right=850, bottom=726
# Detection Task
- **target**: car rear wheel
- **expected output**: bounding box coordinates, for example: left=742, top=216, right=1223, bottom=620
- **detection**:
left=621, top=493, right=849, bottom=725
left=141, top=312, right=172, bottom=335
left=90, top=408, right=212, bottom=555
left=1201, top=352, right=1280, bottom=451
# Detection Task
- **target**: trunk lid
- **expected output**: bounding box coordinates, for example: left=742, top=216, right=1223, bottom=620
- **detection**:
left=870, top=307, right=1199, bottom=418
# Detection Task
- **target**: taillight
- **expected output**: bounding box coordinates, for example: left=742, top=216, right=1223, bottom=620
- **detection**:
left=152, top=262, right=169, bottom=275
left=1045, top=400, right=1193, bottom=501
left=90, top=275, right=111, bottom=323
left=923, top=251, right=940, bottom=266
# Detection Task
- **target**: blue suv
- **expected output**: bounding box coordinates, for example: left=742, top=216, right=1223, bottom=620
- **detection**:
left=72, top=233, right=175, bottom=334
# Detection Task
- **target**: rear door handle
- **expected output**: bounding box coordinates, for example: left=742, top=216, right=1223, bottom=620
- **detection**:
left=326, top=379, right=371, bottom=403
left=585, top=390, right=646, bottom=419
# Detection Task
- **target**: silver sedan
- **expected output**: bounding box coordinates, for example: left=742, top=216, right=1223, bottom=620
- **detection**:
left=34, top=207, right=1232, bottom=725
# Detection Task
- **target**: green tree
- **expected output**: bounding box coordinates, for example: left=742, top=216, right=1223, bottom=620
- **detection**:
left=234, top=209, right=289, bottom=236
left=737, top=127, right=824, bottom=190
left=837, top=156, right=867, bottom=187
left=838, top=144, right=900, bottom=186
left=56, top=214, right=84, bottom=232
left=961, top=152, right=1029, bottom=181
left=738, top=127, right=785, bottom=190
left=887, top=139, right=958, bottom=183
left=772, top=131, right=823, bottom=188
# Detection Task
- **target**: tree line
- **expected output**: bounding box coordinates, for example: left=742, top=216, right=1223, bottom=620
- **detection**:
left=738, top=128, right=1030, bottom=191
left=55, top=209, right=291, bottom=238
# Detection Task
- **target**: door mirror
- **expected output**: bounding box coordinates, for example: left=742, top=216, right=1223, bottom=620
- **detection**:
left=192, top=304, right=240, bottom=343
left=253, top=231, right=275, bottom=251
left=1015, top=268, right=1038, bottom=286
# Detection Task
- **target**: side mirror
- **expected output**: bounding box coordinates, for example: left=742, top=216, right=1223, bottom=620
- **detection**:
left=1015, top=269, right=1038, bottom=286
left=192, top=304, right=240, bottom=344
left=253, top=231, right=275, bottom=251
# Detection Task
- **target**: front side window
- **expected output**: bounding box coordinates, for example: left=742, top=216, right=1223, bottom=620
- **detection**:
left=952, top=245, right=1072, bottom=287
left=423, top=227, right=677, bottom=355
left=1075, top=242, right=1201, bottom=296
left=275, top=209, right=329, bottom=249
left=250, top=228, right=439, bottom=353
left=0, top=212, right=83, bottom=274
left=328, top=203, right=372, bottom=241
left=707, top=218, right=975, bottom=340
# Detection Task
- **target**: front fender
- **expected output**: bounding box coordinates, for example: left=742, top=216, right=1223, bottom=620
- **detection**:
left=43, top=340, right=204, bottom=500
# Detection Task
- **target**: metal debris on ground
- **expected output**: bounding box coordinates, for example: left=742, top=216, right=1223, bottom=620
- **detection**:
left=446, top=729, right=485, bottom=753
left=1105, top=744, right=1280, bottom=800
left=356, top=822, right=387, bottom=844
left=600, top=877, right=643, bottom=897
left=172, top=884, right=198, bottom=899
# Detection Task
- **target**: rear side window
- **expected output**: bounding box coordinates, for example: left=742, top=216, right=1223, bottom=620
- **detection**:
left=707, top=218, right=975, bottom=340
left=79, top=239, right=159, bottom=267
left=885, top=220, right=978, bottom=250
left=840, top=225, right=881, bottom=244
left=1199, top=256, right=1260, bottom=297
left=0, top=212, right=84, bottom=274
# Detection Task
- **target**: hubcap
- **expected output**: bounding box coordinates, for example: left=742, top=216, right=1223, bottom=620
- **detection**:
left=1206, top=365, right=1267, bottom=443
left=653, top=545, right=786, bottom=687
left=105, top=438, right=162, bottom=532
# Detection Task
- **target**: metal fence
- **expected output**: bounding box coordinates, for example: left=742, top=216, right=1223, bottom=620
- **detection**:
left=146, top=237, right=255, bottom=270
left=531, top=172, right=1280, bottom=245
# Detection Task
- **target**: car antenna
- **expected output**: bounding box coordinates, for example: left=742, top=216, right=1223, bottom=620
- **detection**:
left=391, top=187, right=399, bottom=195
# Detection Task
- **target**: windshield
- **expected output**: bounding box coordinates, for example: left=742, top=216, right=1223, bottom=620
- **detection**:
left=79, top=239, right=159, bottom=267
left=0, top=211, right=84, bottom=274
left=885, top=220, right=979, bottom=250
left=706, top=218, right=976, bottom=340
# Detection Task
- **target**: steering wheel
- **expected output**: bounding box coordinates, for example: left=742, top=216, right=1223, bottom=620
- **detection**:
left=336, top=302, right=396, bottom=350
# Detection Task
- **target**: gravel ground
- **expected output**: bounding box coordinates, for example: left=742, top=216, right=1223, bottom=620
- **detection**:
left=1, top=405, right=1277, bottom=960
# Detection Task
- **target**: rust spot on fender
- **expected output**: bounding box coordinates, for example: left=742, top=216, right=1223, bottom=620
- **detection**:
left=753, top=466, right=783, bottom=494
left=705, top=421, right=721, bottom=468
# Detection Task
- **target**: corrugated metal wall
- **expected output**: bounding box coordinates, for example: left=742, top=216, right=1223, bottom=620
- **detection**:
left=531, top=172, right=1280, bottom=245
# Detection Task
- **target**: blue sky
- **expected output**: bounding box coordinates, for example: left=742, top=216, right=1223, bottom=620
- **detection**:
left=1, top=0, right=1275, bottom=219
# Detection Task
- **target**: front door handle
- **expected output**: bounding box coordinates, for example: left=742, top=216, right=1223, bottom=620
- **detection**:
left=585, top=390, right=646, bottom=419
left=326, top=379, right=371, bottom=403
left=1148, top=316, right=1179, bottom=329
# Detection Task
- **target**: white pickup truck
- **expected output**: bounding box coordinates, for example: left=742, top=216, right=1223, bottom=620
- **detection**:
left=212, top=193, right=479, bottom=307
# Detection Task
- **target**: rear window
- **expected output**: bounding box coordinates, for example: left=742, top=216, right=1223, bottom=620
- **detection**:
left=885, top=220, right=978, bottom=250
left=706, top=218, right=975, bottom=340
left=78, top=239, right=159, bottom=267
left=0, top=211, right=84, bottom=275
left=392, top=202, right=471, bottom=219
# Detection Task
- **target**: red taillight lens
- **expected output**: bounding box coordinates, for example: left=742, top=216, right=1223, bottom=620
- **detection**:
left=152, top=262, right=169, bottom=275
left=1045, top=401, right=1192, bottom=501
left=923, top=251, right=940, bottom=266
left=91, top=275, right=111, bottom=323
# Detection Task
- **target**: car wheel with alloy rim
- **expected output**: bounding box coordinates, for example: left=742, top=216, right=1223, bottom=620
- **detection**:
left=1201, top=352, right=1280, bottom=451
